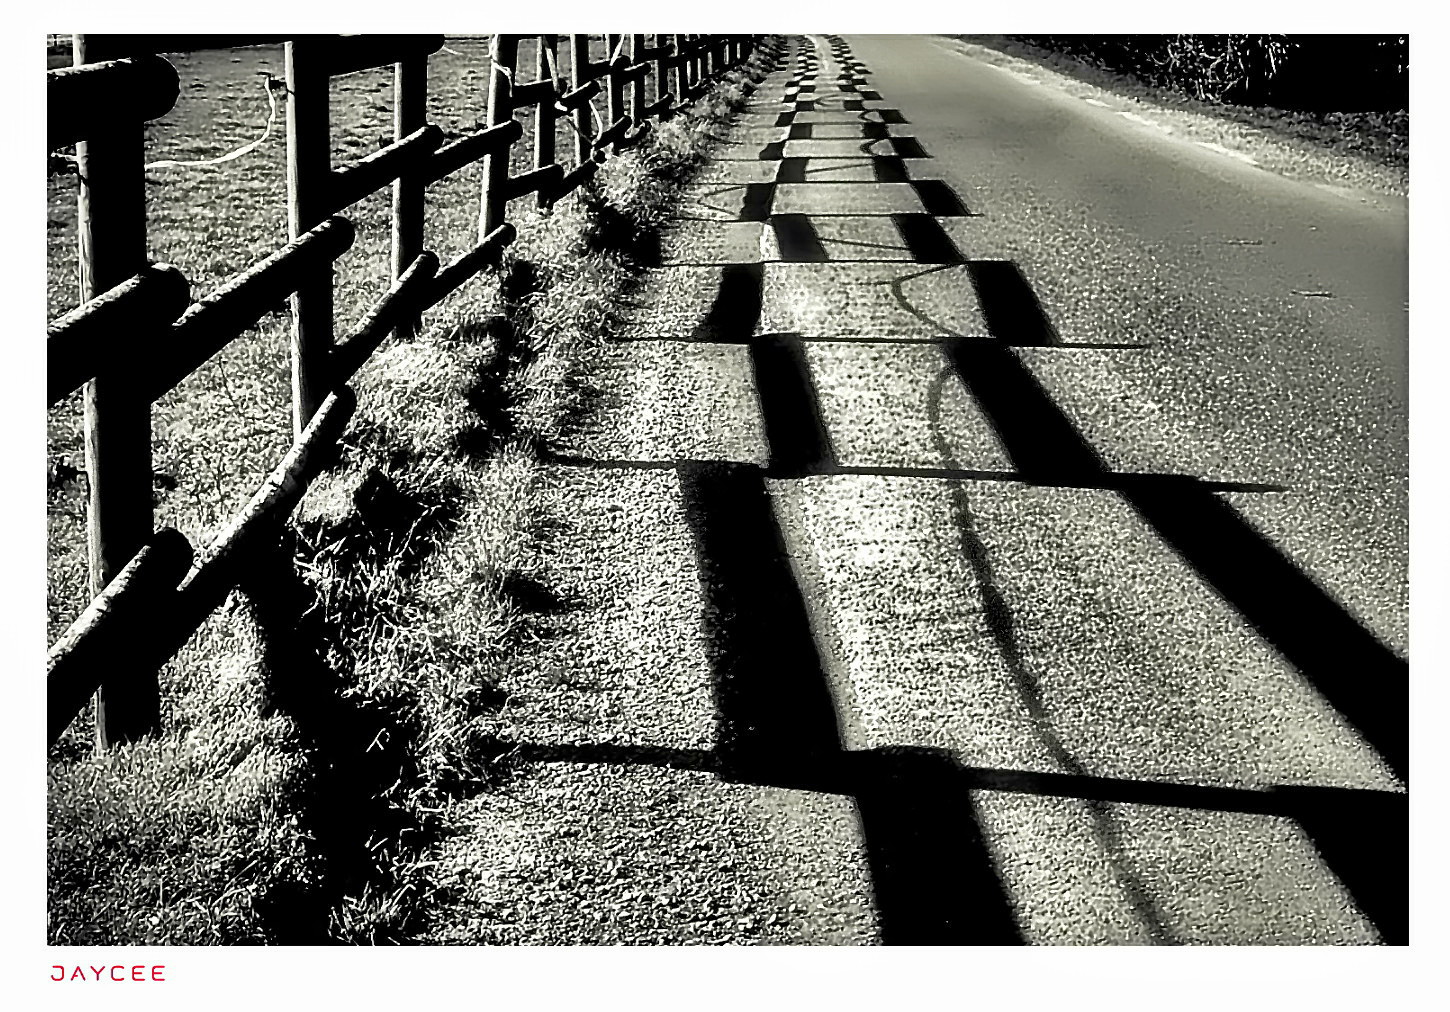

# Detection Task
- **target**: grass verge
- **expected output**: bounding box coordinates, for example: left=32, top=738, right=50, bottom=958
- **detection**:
left=47, top=41, right=779, bottom=945
left=955, top=35, right=1408, bottom=181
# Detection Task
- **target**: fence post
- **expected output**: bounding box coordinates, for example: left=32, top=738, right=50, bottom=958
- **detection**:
left=534, top=34, right=557, bottom=210
left=671, top=33, right=685, bottom=102
left=706, top=35, right=716, bottom=79
left=570, top=34, right=591, bottom=167
left=628, top=34, right=645, bottom=125
left=654, top=33, right=671, bottom=121
left=481, top=34, right=517, bottom=237
left=392, top=52, right=427, bottom=339
left=285, top=39, right=333, bottom=438
left=605, top=34, right=624, bottom=152
left=73, top=35, right=159, bottom=748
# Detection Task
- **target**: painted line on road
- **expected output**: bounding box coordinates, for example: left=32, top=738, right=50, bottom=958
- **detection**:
left=1195, top=140, right=1260, bottom=166
left=1119, top=111, right=1173, bottom=134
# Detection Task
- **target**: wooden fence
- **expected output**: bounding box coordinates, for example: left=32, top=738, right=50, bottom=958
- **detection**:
left=46, top=33, right=758, bottom=748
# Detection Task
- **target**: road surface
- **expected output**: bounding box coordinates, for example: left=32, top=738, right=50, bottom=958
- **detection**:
left=441, top=34, right=1408, bottom=946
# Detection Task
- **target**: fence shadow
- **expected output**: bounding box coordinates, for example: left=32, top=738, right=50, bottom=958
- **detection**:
left=513, top=33, right=1408, bottom=946
left=675, top=459, right=1025, bottom=943
left=687, top=262, right=765, bottom=341
left=238, top=539, right=431, bottom=944
left=936, top=337, right=1408, bottom=782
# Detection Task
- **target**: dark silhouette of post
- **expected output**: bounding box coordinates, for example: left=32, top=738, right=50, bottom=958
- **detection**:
left=392, top=52, right=427, bottom=338
left=534, top=35, right=557, bottom=210
left=605, top=34, right=625, bottom=152
left=285, top=39, right=334, bottom=437
left=481, top=34, right=517, bottom=236
left=73, top=34, right=160, bottom=747
left=570, top=34, right=591, bottom=167
left=628, top=34, right=645, bottom=125
left=654, top=33, right=672, bottom=120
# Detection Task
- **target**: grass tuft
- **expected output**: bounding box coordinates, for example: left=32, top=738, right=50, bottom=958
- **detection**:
left=47, top=39, right=780, bottom=945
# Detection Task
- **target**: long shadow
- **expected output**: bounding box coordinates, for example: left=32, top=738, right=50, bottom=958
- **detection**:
left=861, top=108, right=910, bottom=125
left=480, top=727, right=1405, bottom=944
left=913, top=179, right=975, bottom=217
left=679, top=185, right=776, bottom=224
left=777, top=157, right=908, bottom=184
left=771, top=214, right=830, bottom=263
left=739, top=181, right=776, bottom=222
left=920, top=272, right=1408, bottom=940
left=894, top=213, right=966, bottom=263
left=775, top=157, right=809, bottom=183
left=550, top=33, right=1405, bottom=946
left=889, top=137, right=929, bottom=159
left=926, top=368, right=1175, bottom=943
left=688, top=262, right=764, bottom=342
left=790, top=121, right=891, bottom=141
left=937, top=338, right=1408, bottom=783
left=873, top=156, right=911, bottom=182
left=752, top=332, right=835, bottom=476
left=965, top=260, right=1060, bottom=346
left=675, top=459, right=1024, bottom=943
left=676, top=462, right=843, bottom=773
left=650, top=265, right=1028, bottom=940
left=238, top=540, right=433, bottom=944
left=884, top=263, right=1143, bottom=351
left=770, top=213, right=964, bottom=266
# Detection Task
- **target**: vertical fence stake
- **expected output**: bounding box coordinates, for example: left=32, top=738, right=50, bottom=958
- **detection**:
left=570, top=34, right=591, bottom=168
left=393, top=52, right=427, bottom=339
left=285, top=39, right=333, bottom=438
left=481, top=34, right=517, bottom=236
left=654, top=33, right=671, bottom=121
left=73, top=35, right=159, bottom=748
left=672, top=33, right=685, bottom=104
left=534, top=34, right=557, bottom=210
left=605, top=34, right=624, bottom=153
left=628, top=34, right=645, bottom=125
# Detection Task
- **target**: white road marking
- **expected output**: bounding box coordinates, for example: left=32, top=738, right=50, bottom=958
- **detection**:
left=1195, top=140, right=1260, bottom=166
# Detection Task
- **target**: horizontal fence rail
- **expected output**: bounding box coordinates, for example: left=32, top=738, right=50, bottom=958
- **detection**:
left=47, top=56, right=180, bottom=151
left=47, top=33, right=760, bottom=748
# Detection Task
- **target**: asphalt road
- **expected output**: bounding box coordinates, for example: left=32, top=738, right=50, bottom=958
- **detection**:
left=463, top=35, right=1408, bottom=945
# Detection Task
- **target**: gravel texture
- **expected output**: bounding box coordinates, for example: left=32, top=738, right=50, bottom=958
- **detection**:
left=433, top=34, right=1406, bottom=945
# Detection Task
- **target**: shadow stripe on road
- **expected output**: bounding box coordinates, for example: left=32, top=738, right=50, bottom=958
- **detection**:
left=937, top=338, right=1410, bottom=785
left=675, top=459, right=1024, bottom=944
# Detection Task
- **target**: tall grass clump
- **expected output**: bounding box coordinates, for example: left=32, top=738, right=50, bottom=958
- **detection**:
left=47, top=40, right=779, bottom=944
